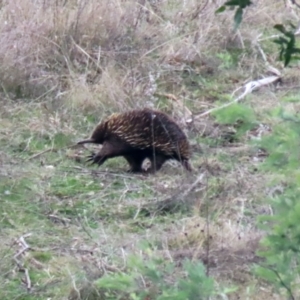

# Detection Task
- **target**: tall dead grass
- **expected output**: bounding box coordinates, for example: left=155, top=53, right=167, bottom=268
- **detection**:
left=0, top=0, right=292, bottom=111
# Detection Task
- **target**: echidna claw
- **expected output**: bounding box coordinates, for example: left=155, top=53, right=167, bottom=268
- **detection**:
left=85, top=152, right=96, bottom=164
left=85, top=152, right=105, bottom=167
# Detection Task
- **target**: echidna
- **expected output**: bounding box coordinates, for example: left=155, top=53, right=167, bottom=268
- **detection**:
left=77, top=108, right=192, bottom=173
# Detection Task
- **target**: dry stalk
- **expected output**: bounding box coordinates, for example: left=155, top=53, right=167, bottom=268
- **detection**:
left=13, top=233, right=32, bottom=291
left=154, top=92, right=193, bottom=124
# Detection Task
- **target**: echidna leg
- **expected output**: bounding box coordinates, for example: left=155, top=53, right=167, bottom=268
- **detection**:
left=123, top=154, right=145, bottom=173
left=86, top=141, right=127, bottom=167
left=182, top=159, right=192, bottom=171
left=148, top=154, right=167, bottom=173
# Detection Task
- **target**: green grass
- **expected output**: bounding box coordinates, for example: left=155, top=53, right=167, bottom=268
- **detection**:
left=0, top=98, right=269, bottom=299
left=0, top=88, right=276, bottom=299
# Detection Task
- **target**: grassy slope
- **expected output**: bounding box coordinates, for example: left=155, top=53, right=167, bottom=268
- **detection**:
left=0, top=0, right=299, bottom=299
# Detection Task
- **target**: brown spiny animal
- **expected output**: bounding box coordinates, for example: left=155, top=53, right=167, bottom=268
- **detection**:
left=77, top=108, right=192, bottom=173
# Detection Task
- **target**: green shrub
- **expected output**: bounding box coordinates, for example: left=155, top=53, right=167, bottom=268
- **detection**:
left=92, top=249, right=233, bottom=299
left=255, top=106, right=300, bottom=299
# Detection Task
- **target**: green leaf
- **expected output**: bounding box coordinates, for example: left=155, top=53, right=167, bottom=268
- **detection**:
left=274, top=24, right=287, bottom=34
left=217, top=0, right=252, bottom=29
left=273, top=23, right=300, bottom=67
left=234, top=7, right=243, bottom=30
left=215, top=5, right=226, bottom=14
left=291, top=48, right=300, bottom=54
left=284, top=53, right=292, bottom=67
left=225, top=0, right=252, bottom=8
left=224, top=0, right=240, bottom=5
left=273, top=37, right=289, bottom=45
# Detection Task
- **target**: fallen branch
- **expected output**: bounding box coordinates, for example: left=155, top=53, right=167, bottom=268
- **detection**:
left=196, top=75, right=280, bottom=118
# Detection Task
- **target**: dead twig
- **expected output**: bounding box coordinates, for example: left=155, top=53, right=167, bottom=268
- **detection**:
left=47, top=214, right=71, bottom=225
left=27, top=143, right=82, bottom=161
left=13, top=233, right=32, bottom=291
left=21, top=268, right=32, bottom=291
left=27, top=148, right=54, bottom=160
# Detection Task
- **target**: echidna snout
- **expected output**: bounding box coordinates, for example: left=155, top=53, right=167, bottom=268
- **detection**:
left=77, top=138, right=96, bottom=145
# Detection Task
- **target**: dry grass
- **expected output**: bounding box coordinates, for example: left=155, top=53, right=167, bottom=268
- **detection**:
left=1, top=0, right=300, bottom=299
